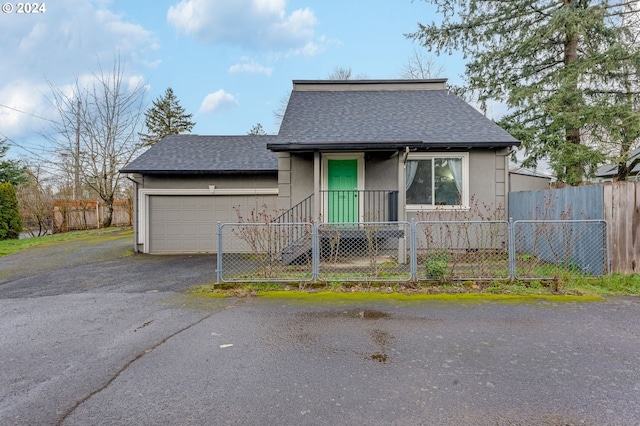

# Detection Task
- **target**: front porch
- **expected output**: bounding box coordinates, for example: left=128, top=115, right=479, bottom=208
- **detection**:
left=275, top=189, right=400, bottom=223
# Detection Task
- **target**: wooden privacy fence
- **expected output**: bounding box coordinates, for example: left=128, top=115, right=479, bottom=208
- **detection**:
left=53, top=200, right=131, bottom=231
left=509, top=181, right=640, bottom=274
left=604, top=182, right=640, bottom=274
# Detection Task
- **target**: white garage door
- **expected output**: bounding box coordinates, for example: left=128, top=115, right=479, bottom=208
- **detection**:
left=148, top=195, right=222, bottom=254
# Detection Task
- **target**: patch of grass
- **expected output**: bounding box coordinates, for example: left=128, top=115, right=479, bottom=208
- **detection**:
left=561, top=274, right=640, bottom=296
left=0, top=227, right=132, bottom=257
left=214, top=289, right=602, bottom=304
left=188, top=282, right=291, bottom=298
left=190, top=271, right=640, bottom=300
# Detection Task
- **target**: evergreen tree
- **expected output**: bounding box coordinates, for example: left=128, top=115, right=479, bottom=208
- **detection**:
left=408, top=0, right=640, bottom=185
left=247, top=123, right=267, bottom=135
left=0, top=182, right=23, bottom=240
left=0, top=138, right=26, bottom=186
left=140, top=88, right=195, bottom=146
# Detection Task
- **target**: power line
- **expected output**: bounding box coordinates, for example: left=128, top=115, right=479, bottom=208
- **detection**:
left=0, top=103, right=56, bottom=123
left=0, top=132, right=54, bottom=161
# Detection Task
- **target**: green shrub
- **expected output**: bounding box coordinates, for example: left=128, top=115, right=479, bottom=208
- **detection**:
left=425, top=250, right=450, bottom=279
left=0, top=182, right=22, bottom=240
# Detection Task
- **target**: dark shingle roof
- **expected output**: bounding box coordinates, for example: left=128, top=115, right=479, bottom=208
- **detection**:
left=120, top=135, right=278, bottom=174
left=271, top=88, right=519, bottom=151
left=596, top=148, right=640, bottom=178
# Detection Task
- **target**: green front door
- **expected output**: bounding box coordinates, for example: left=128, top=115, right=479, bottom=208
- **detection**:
left=327, top=159, right=358, bottom=222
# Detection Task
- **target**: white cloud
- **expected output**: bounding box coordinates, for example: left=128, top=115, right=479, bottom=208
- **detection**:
left=0, top=0, right=159, bottom=140
left=167, top=0, right=320, bottom=54
left=0, top=81, right=49, bottom=137
left=286, top=41, right=322, bottom=58
left=228, top=58, right=273, bottom=76
left=199, top=90, right=238, bottom=113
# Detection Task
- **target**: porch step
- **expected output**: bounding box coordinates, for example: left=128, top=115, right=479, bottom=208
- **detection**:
left=280, top=236, right=313, bottom=265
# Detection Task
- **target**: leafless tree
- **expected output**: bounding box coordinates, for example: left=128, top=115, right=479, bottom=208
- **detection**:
left=16, top=163, right=54, bottom=237
left=48, top=57, right=146, bottom=227
left=399, top=49, right=445, bottom=79
left=327, top=66, right=368, bottom=80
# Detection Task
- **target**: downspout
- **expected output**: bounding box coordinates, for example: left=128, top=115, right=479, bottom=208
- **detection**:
left=400, top=146, right=410, bottom=221
left=313, top=151, right=320, bottom=221
left=397, top=147, right=411, bottom=265
left=125, top=175, right=142, bottom=253
left=505, top=147, right=516, bottom=208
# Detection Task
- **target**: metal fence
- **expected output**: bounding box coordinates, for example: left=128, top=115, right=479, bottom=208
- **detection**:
left=512, top=220, right=609, bottom=279
left=217, top=219, right=609, bottom=283
left=218, top=222, right=314, bottom=282
left=317, top=222, right=411, bottom=282
left=415, top=221, right=510, bottom=280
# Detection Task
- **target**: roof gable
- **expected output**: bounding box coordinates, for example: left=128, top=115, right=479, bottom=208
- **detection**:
left=271, top=80, right=519, bottom=151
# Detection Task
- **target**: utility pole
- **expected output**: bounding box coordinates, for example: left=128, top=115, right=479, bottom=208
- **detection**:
left=74, top=99, right=81, bottom=200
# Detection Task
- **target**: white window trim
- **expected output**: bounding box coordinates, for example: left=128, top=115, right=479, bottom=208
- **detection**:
left=405, top=152, right=470, bottom=211
left=137, top=187, right=278, bottom=251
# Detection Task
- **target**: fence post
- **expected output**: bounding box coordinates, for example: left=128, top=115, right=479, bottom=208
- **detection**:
left=216, top=221, right=222, bottom=283
left=312, top=223, right=319, bottom=282
left=410, top=218, right=417, bottom=281
left=508, top=217, right=515, bottom=280
left=603, top=220, right=611, bottom=275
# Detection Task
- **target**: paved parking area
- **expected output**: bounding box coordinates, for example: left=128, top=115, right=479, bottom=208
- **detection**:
left=1, top=230, right=639, bottom=425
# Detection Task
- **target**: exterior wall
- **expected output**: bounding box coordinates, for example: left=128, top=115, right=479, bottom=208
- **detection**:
left=364, top=156, right=398, bottom=190
left=283, top=153, right=399, bottom=205
left=509, top=173, right=551, bottom=192
left=132, top=173, right=279, bottom=253
left=141, top=174, right=277, bottom=190
left=280, top=149, right=508, bottom=222
left=293, top=80, right=447, bottom=92
left=406, top=149, right=509, bottom=222
left=290, top=154, right=314, bottom=206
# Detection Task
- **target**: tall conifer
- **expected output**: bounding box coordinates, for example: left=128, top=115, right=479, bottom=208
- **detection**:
left=140, top=88, right=195, bottom=146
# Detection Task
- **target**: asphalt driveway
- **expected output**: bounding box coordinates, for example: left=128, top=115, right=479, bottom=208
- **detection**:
left=0, top=229, right=218, bottom=298
left=1, top=229, right=640, bottom=425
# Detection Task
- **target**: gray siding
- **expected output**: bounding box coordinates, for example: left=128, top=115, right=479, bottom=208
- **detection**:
left=407, top=149, right=509, bottom=222
left=365, top=156, right=398, bottom=190
left=280, top=150, right=508, bottom=221
left=134, top=173, right=278, bottom=254
left=509, top=173, right=551, bottom=193
left=141, top=174, right=278, bottom=190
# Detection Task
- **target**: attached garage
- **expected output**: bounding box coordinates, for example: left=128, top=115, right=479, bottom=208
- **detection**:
left=121, top=135, right=279, bottom=254
left=148, top=195, right=217, bottom=253
left=140, top=190, right=279, bottom=254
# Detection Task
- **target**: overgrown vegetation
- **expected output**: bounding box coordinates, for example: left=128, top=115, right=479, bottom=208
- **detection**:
left=0, top=182, right=23, bottom=240
left=0, top=227, right=131, bottom=257
left=191, top=272, right=640, bottom=298
left=1, top=227, right=636, bottom=297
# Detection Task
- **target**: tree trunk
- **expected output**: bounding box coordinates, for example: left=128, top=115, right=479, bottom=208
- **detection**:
left=103, top=202, right=114, bottom=228
left=564, top=23, right=583, bottom=185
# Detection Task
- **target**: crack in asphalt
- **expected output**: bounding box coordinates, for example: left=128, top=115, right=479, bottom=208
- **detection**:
left=55, top=301, right=239, bottom=425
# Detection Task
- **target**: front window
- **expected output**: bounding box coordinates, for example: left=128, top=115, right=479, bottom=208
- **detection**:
left=406, top=154, right=468, bottom=208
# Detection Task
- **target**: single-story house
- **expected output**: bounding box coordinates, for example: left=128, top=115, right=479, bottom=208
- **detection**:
left=121, top=79, right=520, bottom=254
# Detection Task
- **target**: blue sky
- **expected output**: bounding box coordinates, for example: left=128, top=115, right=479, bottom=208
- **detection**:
left=0, top=0, right=470, bottom=160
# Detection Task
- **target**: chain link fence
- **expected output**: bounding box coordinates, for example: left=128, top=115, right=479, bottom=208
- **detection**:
left=217, top=220, right=609, bottom=283
left=317, top=222, right=411, bottom=282
left=512, top=220, right=609, bottom=279
left=217, top=222, right=314, bottom=282
left=414, top=221, right=510, bottom=280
